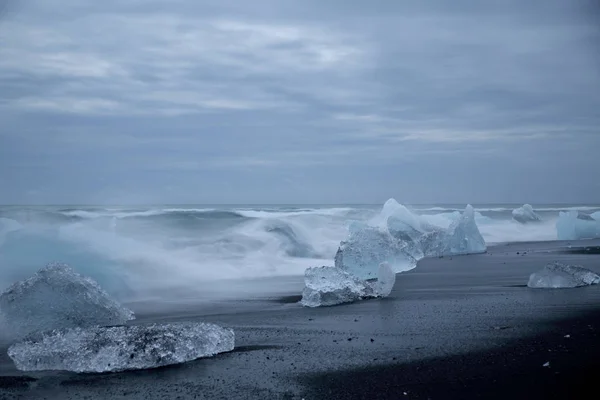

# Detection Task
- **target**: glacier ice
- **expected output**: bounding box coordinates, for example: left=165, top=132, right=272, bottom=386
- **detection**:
left=334, top=201, right=486, bottom=280
left=437, top=205, right=486, bottom=255
left=301, top=262, right=395, bottom=308
left=0, top=263, right=134, bottom=339
left=419, top=205, right=486, bottom=257
left=512, top=204, right=542, bottom=224
left=8, top=322, right=234, bottom=373
left=334, top=225, right=417, bottom=280
left=528, top=262, right=600, bottom=289
left=556, top=211, right=600, bottom=240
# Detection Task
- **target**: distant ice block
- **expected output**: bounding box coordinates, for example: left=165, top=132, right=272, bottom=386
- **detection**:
left=528, top=262, right=600, bottom=289
left=512, top=204, right=542, bottom=224
left=0, top=263, right=134, bottom=339
left=334, top=225, right=416, bottom=280
left=556, top=211, right=600, bottom=240
left=420, top=205, right=486, bottom=257
left=301, top=262, right=395, bottom=308
left=8, top=322, right=234, bottom=373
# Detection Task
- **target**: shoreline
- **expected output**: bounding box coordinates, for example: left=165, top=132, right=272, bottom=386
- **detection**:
left=1, top=238, right=600, bottom=399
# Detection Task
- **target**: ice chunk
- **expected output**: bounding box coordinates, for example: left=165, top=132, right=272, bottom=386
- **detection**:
left=301, top=262, right=395, bottom=308
left=512, top=204, right=542, bottom=224
left=556, top=211, right=600, bottom=240
left=0, top=263, right=134, bottom=339
left=300, top=266, right=370, bottom=307
left=443, top=205, right=487, bottom=255
left=374, top=199, right=424, bottom=232
left=8, top=322, right=234, bottom=373
left=421, top=205, right=486, bottom=257
left=335, top=225, right=416, bottom=280
left=528, top=262, right=600, bottom=289
left=592, top=211, right=600, bottom=220
left=368, top=262, right=396, bottom=297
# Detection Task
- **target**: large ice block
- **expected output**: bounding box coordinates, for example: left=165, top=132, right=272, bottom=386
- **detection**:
left=334, top=225, right=416, bottom=280
left=8, top=322, right=234, bottom=373
left=512, top=204, right=542, bottom=224
left=528, top=262, right=600, bottom=288
left=420, top=205, right=486, bottom=257
left=0, top=263, right=134, bottom=338
left=556, top=211, right=600, bottom=240
left=301, top=262, right=395, bottom=307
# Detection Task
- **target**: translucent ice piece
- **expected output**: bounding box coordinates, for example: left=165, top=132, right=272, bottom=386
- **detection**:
left=301, top=262, right=395, bottom=308
left=8, top=322, right=235, bottom=373
left=0, top=263, right=134, bottom=339
left=334, top=226, right=416, bottom=280
left=556, top=211, right=600, bottom=240
left=420, top=205, right=486, bottom=257
left=512, top=204, right=542, bottom=224
left=527, top=262, right=600, bottom=288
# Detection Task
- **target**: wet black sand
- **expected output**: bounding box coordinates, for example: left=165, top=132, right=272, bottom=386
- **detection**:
left=1, top=239, right=600, bottom=399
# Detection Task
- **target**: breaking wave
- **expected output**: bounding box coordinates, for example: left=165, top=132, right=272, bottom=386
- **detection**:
left=1, top=204, right=598, bottom=300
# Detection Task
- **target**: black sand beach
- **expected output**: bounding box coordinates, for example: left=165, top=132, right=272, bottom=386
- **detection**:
left=1, top=239, right=600, bottom=399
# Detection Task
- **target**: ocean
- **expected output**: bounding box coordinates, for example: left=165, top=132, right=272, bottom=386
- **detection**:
left=1, top=203, right=599, bottom=301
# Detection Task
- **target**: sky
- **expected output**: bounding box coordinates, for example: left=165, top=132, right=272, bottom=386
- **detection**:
left=0, top=0, right=599, bottom=205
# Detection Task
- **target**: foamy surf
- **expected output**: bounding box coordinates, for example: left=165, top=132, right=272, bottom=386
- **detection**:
left=1, top=204, right=598, bottom=300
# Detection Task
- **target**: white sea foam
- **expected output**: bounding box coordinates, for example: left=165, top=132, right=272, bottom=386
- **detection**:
left=1, top=203, right=594, bottom=301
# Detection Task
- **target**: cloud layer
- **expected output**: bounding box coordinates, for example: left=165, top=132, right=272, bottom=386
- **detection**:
left=1, top=0, right=599, bottom=204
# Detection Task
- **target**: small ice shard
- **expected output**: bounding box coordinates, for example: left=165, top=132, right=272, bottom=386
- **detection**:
left=301, top=263, right=395, bottom=308
left=421, top=205, right=486, bottom=257
left=8, top=322, right=234, bottom=373
left=0, top=263, right=134, bottom=339
left=543, top=362, right=550, bottom=368
left=512, top=204, right=542, bottom=224
left=335, top=225, right=416, bottom=280
left=556, top=211, right=600, bottom=240
left=527, top=262, right=600, bottom=288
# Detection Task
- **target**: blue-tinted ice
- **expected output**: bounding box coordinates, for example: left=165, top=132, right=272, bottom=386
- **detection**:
left=334, top=225, right=417, bottom=280
left=528, top=262, right=600, bottom=288
left=301, top=262, right=395, bottom=308
left=8, top=322, right=234, bottom=373
left=335, top=201, right=486, bottom=281
left=556, top=211, right=600, bottom=240
left=512, top=204, right=542, bottom=224
left=0, top=263, right=134, bottom=339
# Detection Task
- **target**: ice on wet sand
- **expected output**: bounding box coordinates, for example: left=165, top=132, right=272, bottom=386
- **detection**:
left=0, top=263, right=134, bottom=339
left=334, top=201, right=486, bottom=282
left=8, top=322, right=235, bottom=373
left=528, top=262, right=600, bottom=288
left=301, top=262, right=395, bottom=308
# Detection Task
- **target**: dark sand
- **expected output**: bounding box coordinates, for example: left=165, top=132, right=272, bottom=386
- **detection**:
left=1, top=239, right=600, bottom=399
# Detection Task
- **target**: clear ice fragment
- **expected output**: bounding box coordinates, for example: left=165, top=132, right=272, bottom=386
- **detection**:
left=334, top=226, right=416, bottom=280
left=556, top=211, right=600, bottom=240
left=528, top=262, right=600, bottom=288
left=301, top=262, right=395, bottom=308
left=420, top=205, right=486, bottom=257
left=0, top=263, right=134, bottom=339
left=512, top=204, right=542, bottom=224
left=8, top=322, right=234, bottom=373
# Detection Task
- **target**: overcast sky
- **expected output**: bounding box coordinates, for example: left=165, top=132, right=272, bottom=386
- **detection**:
left=1, top=0, right=599, bottom=205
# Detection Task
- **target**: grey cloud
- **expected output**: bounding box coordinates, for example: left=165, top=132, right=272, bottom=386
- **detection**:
left=0, top=0, right=599, bottom=204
